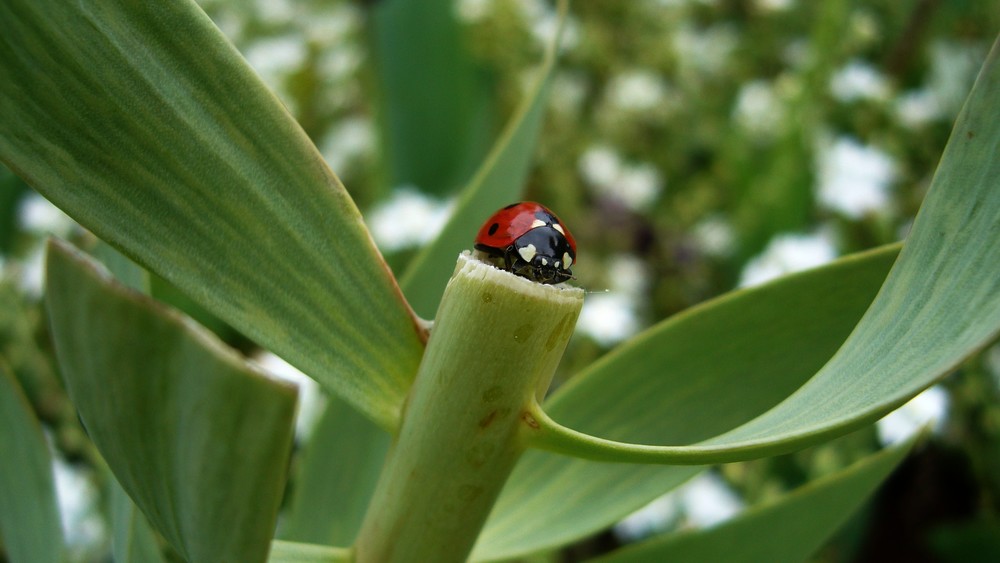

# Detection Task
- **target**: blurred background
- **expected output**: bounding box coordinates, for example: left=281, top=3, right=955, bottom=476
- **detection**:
left=2, top=0, right=999, bottom=560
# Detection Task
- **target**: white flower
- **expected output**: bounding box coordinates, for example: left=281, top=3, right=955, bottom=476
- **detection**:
left=578, top=145, right=665, bottom=211
left=254, top=0, right=295, bottom=24
left=617, top=163, right=664, bottom=210
left=755, top=0, right=795, bottom=11
left=830, top=60, right=891, bottom=103
left=895, top=88, right=945, bottom=128
left=255, top=352, right=327, bottom=441
left=319, top=45, right=362, bottom=81
left=319, top=116, right=374, bottom=175
left=578, top=145, right=622, bottom=188
left=243, top=34, right=307, bottom=93
left=680, top=472, right=745, bottom=528
left=616, top=472, right=744, bottom=541
left=298, top=4, right=360, bottom=45
left=614, top=486, right=682, bottom=542
left=366, top=188, right=454, bottom=252
left=733, top=80, right=785, bottom=139
left=18, top=193, right=74, bottom=236
left=16, top=243, right=47, bottom=298
left=607, top=254, right=649, bottom=298
left=549, top=72, right=588, bottom=115
left=740, top=231, right=838, bottom=288
left=876, top=386, right=949, bottom=445
left=673, top=24, right=737, bottom=77
left=577, top=292, right=640, bottom=347
left=692, top=216, right=735, bottom=257
left=928, top=39, right=985, bottom=117
left=455, top=0, right=492, bottom=22
left=52, top=455, right=105, bottom=554
left=606, top=70, right=670, bottom=113
left=816, top=136, right=896, bottom=219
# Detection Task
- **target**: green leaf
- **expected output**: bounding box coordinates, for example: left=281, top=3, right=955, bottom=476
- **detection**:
left=45, top=239, right=297, bottom=563
left=268, top=540, right=351, bottom=563
left=369, top=0, right=494, bottom=197
left=280, top=396, right=390, bottom=546
left=595, top=437, right=916, bottom=563
left=529, top=36, right=1000, bottom=463
left=0, top=0, right=424, bottom=430
left=0, top=359, right=64, bottom=563
left=473, top=245, right=898, bottom=560
left=110, top=476, right=166, bottom=563
left=90, top=240, right=150, bottom=294
left=398, top=0, right=567, bottom=319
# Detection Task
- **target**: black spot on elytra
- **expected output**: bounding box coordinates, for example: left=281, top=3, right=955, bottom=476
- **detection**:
left=488, top=222, right=500, bottom=236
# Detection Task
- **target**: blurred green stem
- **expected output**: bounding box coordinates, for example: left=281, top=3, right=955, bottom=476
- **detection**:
left=354, top=254, right=583, bottom=562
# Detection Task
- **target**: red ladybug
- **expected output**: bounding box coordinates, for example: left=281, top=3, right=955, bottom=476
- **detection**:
left=474, top=202, right=577, bottom=284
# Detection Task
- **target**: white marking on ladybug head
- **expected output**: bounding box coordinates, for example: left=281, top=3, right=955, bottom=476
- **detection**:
left=541, top=257, right=548, bottom=266
left=563, top=252, right=573, bottom=268
left=555, top=261, right=561, bottom=267
left=518, top=244, right=537, bottom=263
left=530, top=219, right=547, bottom=229
left=552, top=223, right=565, bottom=235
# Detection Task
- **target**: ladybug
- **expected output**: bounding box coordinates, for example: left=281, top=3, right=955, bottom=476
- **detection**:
left=474, top=201, right=577, bottom=284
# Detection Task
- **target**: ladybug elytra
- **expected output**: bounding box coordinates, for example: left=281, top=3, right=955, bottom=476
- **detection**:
left=474, top=202, right=577, bottom=284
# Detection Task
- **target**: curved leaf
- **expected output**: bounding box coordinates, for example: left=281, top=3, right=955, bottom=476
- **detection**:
left=369, top=0, right=494, bottom=197
left=45, top=240, right=297, bottom=563
left=0, top=359, right=64, bottom=563
left=280, top=396, right=390, bottom=546
left=398, top=0, right=567, bottom=318
left=529, top=36, right=1000, bottom=464
left=268, top=541, right=350, bottom=563
left=110, top=476, right=166, bottom=563
left=0, top=0, right=423, bottom=430
left=473, top=246, right=898, bottom=560
left=596, top=436, right=916, bottom=563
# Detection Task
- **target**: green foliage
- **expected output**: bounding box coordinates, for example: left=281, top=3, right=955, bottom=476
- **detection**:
left=399, top=1, right=565, bottom=317
left=0, top=361, right=63, bottom=563
left=280, top=396, right=389, bottom=547
left=370, top=0, right=495, bottom=197
left=46, top=241, right=298, bottom=562
left=0, top=0, right=998, bottom=561
left=595, top=436, right=916, bottom=562
left=474, top=245, right=898, bottom=559
left=530, top=45, right=1000, bottom=461
left=0, top=0, right=424, bottom=430
left=109, top=477, right=166, bottom=563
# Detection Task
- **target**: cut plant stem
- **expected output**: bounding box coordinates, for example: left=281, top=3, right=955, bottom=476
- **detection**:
left=354, top=252, right=583, bottom=562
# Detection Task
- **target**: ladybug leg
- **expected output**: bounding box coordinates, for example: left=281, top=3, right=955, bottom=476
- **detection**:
left=502, top=245, right=521, bottom=273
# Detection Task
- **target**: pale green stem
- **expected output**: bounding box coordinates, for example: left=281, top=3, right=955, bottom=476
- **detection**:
left=354, top=253, right=583, bottom=562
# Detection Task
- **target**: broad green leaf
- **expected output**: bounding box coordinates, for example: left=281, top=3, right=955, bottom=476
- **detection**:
left=0, top=165, right=27, bottom=254
left=369, top=0, right=494, bottom=197
left=90, top=241, right=150, bottom=293
left=473, top=245, right=898, bottom=560
left=530, top=36, right=1000, bottom=464
left=280, top=396, right=390, bottom=546
left=110, top=476, right=166, bottom=563
left=45, top=240, right=297, bottom=563
left=0, top=360, right=64, bottom=563
left=595, top=436, right=916, bottom=563
left=0, top=0, right=424, bottom=430
left=268, top=540, right=351, bottom=563
left=398, top=0, right=567, bottom=319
